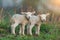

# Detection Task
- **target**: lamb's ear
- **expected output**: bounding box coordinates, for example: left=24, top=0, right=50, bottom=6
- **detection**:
left=46, top=13, right=50, bottom=16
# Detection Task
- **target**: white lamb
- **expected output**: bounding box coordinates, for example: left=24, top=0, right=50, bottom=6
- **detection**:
left=26, top=13, right=49, bottom=35
left=11, top=14, right=28, bottom=35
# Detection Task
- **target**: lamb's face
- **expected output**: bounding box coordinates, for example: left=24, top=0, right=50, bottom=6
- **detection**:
left=40, top=13, right=49, bottom=22
left=25, top=12, right=32, bottom=18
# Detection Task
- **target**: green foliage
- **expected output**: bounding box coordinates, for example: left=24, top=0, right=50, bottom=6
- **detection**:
left=0, top=20, right=10, bottom=34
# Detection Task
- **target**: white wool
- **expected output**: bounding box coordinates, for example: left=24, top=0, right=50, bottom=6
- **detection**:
left=11, top=14, right=28, bottom=35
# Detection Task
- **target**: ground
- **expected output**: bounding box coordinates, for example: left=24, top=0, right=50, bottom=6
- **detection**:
left=0, top=22, right=60, bottom=40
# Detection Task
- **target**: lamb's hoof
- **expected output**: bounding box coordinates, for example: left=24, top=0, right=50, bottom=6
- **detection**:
left=11, top=33, right=17, bottom=37
left=22, top=34, right=25, bottom=36
left=34, top=34, right=39, bottom=36
left=27, top=34, right=32, bottom=36
left=19, top=34, right=25, bottom=36
left=11, top=33, right=16, bottom=35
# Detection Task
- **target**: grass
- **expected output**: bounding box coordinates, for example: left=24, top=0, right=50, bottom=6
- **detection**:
left=0, top=21, right=60, bottom=40
left=0, top=32, right=57, bottom=40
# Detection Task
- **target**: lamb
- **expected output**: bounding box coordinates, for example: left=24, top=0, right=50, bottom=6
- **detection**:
left=11, top=14, right=28, bottom=35
left=11, top=11, right=36, bottom=35
left=26, top=13, right=49, bottom=35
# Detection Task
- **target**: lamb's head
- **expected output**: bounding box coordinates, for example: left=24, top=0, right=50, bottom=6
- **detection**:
left=39, top=13, right=49, bottom=22
left=25, top=12, right=32, bottom=18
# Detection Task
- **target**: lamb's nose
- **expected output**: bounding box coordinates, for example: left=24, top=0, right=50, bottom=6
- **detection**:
left=41, top=19, right=46, bottom=22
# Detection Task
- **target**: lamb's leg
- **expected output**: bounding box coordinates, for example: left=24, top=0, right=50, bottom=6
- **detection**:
left=11, top=23, right=19, bottom=35
left=22, top=24, right=26, bottom=35
left=27, top=23, right=30, bottom=35
left=35, top=23, right=41, bottom=35
left=19, top=23, right=26, bottom=35
left=27, top=23, right=34, bottom=35
left=19, top=25, right=22, bottom=35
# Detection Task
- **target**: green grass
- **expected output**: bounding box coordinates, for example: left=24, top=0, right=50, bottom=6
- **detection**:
left=0, top=20, right=60, bottom=40
left=0, top=32, right=57, bottom=40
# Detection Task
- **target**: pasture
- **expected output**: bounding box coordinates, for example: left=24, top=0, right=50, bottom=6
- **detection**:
left=0, top=0, right=60, bottom=40
left=0, top=8, right=60, bottom=40
left=0, top=18, right=60, bottom=40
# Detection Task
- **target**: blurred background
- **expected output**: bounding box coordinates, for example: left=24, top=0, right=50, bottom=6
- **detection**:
left=0, top=0, right=60, bottom=40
